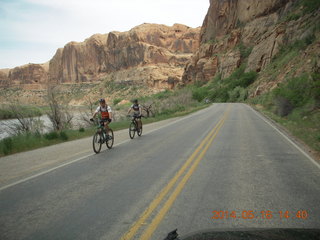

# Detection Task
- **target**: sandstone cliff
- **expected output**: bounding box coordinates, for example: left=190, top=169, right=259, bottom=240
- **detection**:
left=0, top=63, right=48, bottom=88
left=0, top=24, right=200, bottom=90
left=49, top=23, right=199, bottom=88
left=182, top=0, right=319, bottom=86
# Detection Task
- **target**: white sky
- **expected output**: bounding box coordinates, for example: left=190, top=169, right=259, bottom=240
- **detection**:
left=0, top=0, right=209, bottom=69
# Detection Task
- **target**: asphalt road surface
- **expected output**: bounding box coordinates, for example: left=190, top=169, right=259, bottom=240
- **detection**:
left=0, top=103, right=319, bottom=240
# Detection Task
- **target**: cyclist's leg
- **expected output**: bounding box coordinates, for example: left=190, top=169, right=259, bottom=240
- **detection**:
left=104, top=119, right=111, bottom=136
left=136, top=118, right=141, bottom=129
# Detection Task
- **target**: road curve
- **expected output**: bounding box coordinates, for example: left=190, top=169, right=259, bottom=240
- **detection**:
left=0, top=103, right=319, bottom=240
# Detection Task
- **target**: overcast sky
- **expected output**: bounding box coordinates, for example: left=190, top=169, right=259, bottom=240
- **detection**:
left=0, top=0, right=209, bottom=69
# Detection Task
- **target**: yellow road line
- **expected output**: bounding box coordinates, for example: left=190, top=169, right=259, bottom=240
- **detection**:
left=120, top=107, right=229, bottom=240
left=139, top=112, right=228, bottom=240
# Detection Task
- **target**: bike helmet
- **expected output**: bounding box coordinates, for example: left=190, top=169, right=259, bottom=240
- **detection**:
left=99, top=98, right=106, bottom=103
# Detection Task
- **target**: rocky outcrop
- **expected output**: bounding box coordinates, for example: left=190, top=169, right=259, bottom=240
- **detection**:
left=49, top=23, right=199, bottom=87
left=1, top=24, right=200, bottom=90
left=200, top=0, right=289, bottom=43
left=0, top=63, right=48, bottom=88
left=182, top=0, right=304, bottom=83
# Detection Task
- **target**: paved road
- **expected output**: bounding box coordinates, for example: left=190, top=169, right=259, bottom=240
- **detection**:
left=0, top=103, right=319, bottom=240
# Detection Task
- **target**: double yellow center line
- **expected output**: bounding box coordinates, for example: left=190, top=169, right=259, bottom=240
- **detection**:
left=120, top=107, right=230, bottom=240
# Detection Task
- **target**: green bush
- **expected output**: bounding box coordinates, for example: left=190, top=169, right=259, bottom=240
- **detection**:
left=113, top=98, right=122, bottom=105
left=272, top=74, right=319, bottom=116
left=238, top=43, right=253, bottom=59
left=33, top=131, right=42, bottom=138
left=59, top=131, right=69, bottom=140
left=238, top=87, right=249, bottom=101
left=1, top=137, right=13, bottom=155
left=192, top=87, right=210, bottom=102
left=209, top=87, right=230, bottom=102
left=228, top=87, right=241, bottom=102
left=228, top=87, right=248, bottom=102
left=301, top=0, right=320, bottom=13
left=285, top=13, right=301, bottom=22
left=79, top=127, right=85, bottom=132
left=235, top=71, right=258, bottom=88
left=273, top=74, right=311, bottom=108
left=274, top=96, right=294, bottom=117
left=154, top=90, right=171, bottom=99
left=44, top=131, right=59, bottom=140
left=207, top=65, right=256, bottom=103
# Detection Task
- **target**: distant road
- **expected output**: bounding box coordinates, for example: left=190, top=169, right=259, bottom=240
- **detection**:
left=0, top=103, right=319, bottom=240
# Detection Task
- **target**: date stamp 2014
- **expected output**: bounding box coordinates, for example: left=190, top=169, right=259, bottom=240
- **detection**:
left=211, top=210, right=309, bottom=220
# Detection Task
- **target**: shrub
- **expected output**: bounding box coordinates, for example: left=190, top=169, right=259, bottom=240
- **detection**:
left=228, top=87, right=248, bottom=102
left=228, top=87, right=241, bottom=102
left=209, top=87, right=230, bottom=102
left=113, top=98, right=122, bottom=105
left=273, top=74, right=311, bottom=109
left=79, top=127, right=85, bottom=132
left=238, top=71, right=258, bottom=88
left=192, top=87, right=210, bottom=102
left=274, top=96, right=294, bottom=117
left=155, top=90, right=171, bottom=99
left=33, top=131, right=42, bottom=138
left=59, top=131, right=69, bottom=140
left=238, top=43, right=253, bottom=59
left=44, top=131, right=59, bottom=140
left=272, top=74, right=319, bottom=116
left=285, top=13, right=301, bottom=22
left=2, top=137, right=13, bottom=155
left=301, top=0, right=320, bottom=13
left=238, top=87, right=248, bottom=101
left=208, top=65, right=256, bottom=103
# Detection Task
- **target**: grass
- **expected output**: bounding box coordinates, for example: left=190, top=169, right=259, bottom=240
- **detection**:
left=0, top=105, right=43, bottom=120
left=0, top=101, right=209, bottom=157
left=237, top=42, right=253, bottom=59
left=282, top=0, right=320, bottom=22
left=253, top=105, right=320, bottom=154
left=248, top=71, right=320, bottom=155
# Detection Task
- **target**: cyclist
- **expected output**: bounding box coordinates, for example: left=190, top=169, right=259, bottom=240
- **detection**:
left=90, top=98, right=112, bottom=140
left=127, top=99, right=142, bottom=130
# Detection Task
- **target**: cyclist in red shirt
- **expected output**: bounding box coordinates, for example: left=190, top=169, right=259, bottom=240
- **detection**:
left=91, top=98, right=113, bottom=139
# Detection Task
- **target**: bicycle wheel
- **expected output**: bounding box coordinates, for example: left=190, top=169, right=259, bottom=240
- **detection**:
left=93, top=132, right=102, bottom=153
left=106, top=129, right=114, bottom=149
left=137, top=123, right=142, bottom=136
left=129, top=122, right=136, bottom=139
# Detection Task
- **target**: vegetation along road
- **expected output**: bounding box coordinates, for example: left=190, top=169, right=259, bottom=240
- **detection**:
left=0, top=103, right=319, bottom=240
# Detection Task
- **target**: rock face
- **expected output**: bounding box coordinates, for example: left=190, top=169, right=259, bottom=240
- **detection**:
left=49, top=23, right=199, bottom=88
left=1, top=24, right=200, bottom=90
left=0, top=64, right=48, bottom=87
left=182, top=0, right=314, bottom=83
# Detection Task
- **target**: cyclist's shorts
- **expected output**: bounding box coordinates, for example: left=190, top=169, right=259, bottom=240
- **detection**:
left=100, top=118, right=112, bottom=124
left=133, top=113, right=141, bottom=119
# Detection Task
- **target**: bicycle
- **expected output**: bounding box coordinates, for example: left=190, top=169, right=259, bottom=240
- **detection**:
left=91, top=119, right=114, bottom=153
left=128, top=115, right=143, bottom=139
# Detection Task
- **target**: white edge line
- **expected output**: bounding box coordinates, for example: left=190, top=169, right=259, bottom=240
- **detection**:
left=246, top=104, right=320, bottom=170
left=0, top=105, right=214, bottom=192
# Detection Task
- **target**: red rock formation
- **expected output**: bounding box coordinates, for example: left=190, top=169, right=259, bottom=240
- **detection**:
left=0, top=63, right=48, bottom=87
left=182, top=0, right=295, bottom=83
left=1, top=23, right=200, bottom=90
left=49, top=23, right=200, bottom=86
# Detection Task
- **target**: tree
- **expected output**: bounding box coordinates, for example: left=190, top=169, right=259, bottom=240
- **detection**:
left=2, top=104, right=44, bottom=135
left=141, top=102, right=154, bottom=117
left=46, top=85, right=73, bottom=131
